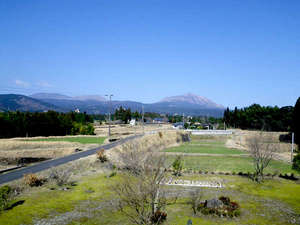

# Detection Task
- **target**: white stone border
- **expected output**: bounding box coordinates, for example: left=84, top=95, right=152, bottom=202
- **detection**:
left=163, top=178, right=223, bottom=188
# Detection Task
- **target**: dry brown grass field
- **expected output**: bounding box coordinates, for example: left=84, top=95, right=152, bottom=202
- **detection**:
left=0, top=136, right=101, bottom=170
left=94, top=123, right=173, bottom=138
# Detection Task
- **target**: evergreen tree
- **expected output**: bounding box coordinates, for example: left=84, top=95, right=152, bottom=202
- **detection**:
left=293, top=97, right=300, bottom=144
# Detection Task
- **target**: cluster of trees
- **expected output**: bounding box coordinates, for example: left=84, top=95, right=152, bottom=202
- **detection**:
left=114, top=107, right=132, bottom=124
left=0, top=111, right=94, bottom=138
left=223, top=104, right=294, bottom=131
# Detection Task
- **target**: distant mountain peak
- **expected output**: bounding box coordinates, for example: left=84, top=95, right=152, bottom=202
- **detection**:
left=159, top=93, right=224, bottom=109
left=30, top=93, right=106, bottom=102
left=29, top=93, right=72, bottom=100
left=73, top=95, right=106, bottom=102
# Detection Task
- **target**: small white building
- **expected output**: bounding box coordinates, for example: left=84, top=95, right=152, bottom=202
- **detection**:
left=130, top=119, right=136, bottom=126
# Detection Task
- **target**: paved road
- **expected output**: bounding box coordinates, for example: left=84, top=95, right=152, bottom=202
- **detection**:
left=0, top=134, right=143, bottom=185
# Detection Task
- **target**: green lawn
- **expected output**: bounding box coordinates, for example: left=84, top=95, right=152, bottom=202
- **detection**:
left=166, top=155, right=298, bottom=174
left=27, top=136, right=106, bottom=144
left=164, top=143, right=245, bottom=154
left=1, top=173, right=299, bottom=225
left=164, top=135, right=245, bottom=155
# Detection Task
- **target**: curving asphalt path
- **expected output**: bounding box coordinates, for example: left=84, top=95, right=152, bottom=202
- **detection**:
left=0, top=134, right=143, bottom=185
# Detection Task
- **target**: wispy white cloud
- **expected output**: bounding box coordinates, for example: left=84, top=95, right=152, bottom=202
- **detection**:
left=36, top=81, right=53, bottom=88
left=15, top=79, right=30, bottom=88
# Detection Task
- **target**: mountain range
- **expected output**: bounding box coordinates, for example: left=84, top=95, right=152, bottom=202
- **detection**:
left=0, top=93, right=225, bottom=117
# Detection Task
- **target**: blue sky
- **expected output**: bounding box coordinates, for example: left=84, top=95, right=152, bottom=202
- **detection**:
left=0, top=0, right=299, bottom=108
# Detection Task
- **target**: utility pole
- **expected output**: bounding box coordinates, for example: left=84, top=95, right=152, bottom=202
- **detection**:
left=142, top=105, right=145, bottom=134
left=291, top=132, right=295, bottom=163
left=105, top=94, right=113, bottom=137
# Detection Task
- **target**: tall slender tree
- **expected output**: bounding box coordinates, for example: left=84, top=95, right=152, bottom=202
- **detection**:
left=293, top=97, right=300, bottom=145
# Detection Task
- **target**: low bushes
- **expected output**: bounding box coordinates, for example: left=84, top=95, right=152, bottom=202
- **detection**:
left=158, top=131, right=163, bottom=138
left=49, top=167, right=72, bottom=186
left=0, top=185, right=12, bottom=211
left=71, top=122, right=95, bottom=135
left=198, top=196, right=240, bottom=218
left=292, top=153, right=300, bottom=172
left=151, top=210, right=167, bottom=224
left=279, top=173, right=298, bottom=181
left=96, top=149, right=108, bottom=163
left=24, top=173, right=45, bottom=187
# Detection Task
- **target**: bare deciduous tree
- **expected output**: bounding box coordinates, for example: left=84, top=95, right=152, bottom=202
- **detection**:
left=187, top=188, right=203, bottom=215
left=247, top=134, right=278, bottom=182
left=113, top=145, right=169, bottom=225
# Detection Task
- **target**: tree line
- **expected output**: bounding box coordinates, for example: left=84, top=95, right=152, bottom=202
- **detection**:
left=223, top=104, right=294, bottom=132
left=0, top=111, right=94, bottom=138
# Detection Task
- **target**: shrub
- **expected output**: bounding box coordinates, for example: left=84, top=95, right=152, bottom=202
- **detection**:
left=0, top=185, right=12, bottom=211
left=96, top=149, right=108, bottom=163
left=24, top=173, right=44, bottom=187
left=219, top=196, right=230, bottom=205
left=292, top=153, right=300, bottom=172
left=107, top=171, right=117, bottom=178
left=151, top=210, right=167, bottom=224
left=172, top=156, right=183, bottom=176
left=279, top=173, right=298, bottom=181
left=49, top=167, right=72, bottom=186
left=198, top=197, right=240, bottom=218
left=71, top=122, right=95, bottom=135
left=158, top=131, right=163, bottom=138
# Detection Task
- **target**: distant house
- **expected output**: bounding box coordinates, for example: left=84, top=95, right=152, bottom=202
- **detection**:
left=110, top=120, right=123, bottom=125
left=201, top=123, right=213, bottom=130
left=153, top=118, right=164, bottom=123
left=144, top=117, right=153, bottom=124
left=173, top=122, right=184, bottom=129
left=74, top=108, right=80, bottom=113
left=130, top=119, right=136, bottom=126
